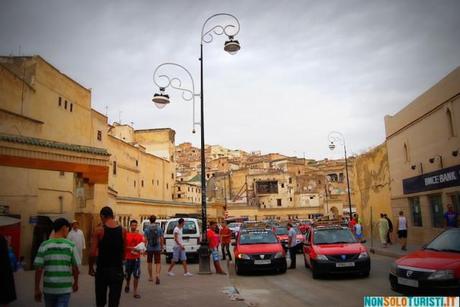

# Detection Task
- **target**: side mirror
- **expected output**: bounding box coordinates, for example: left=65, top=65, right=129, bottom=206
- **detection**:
left=231, top=242, right=236, bottom=246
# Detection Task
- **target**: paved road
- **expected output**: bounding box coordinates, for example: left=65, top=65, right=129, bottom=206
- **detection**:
left=229, top=253, right=399, bottom=307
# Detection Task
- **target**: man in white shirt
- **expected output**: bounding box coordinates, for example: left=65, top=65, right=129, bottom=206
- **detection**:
left=287, top=223, right=297, bottom=269
left=67, top=220, right=86, bottom=263
left=167, top=218, right=192, bottom=277
left=397, top=211, right=408, bottom=251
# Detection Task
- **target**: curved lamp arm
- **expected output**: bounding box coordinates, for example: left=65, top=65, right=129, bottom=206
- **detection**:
left=328, top=131, right=346, bottom=149
left=201, top=13, right=240, bottom=44
left=152, top=62, right=200, bottom=131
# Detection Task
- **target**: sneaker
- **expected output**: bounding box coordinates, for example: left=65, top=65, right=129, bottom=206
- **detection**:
left=156, top=277, right=160, bottom=285
left=168, top=272, right=175, bottom=276
left=184, top=272, right=193, bottom=277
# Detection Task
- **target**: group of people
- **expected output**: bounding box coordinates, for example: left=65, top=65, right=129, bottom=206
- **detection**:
left=30, top=207, right=237, bottom=307
left=378, top=211, right=407, bottom=250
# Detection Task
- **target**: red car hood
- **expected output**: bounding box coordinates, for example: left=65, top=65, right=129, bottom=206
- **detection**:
left=396, top=250, right=460, bottom=270
left=313, top=243, right=365, bottom=255
left=237, top=243, right=283, bottom=254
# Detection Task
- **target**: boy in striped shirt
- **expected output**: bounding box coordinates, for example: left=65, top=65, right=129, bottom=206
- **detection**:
left=34, top=218, right=80, bottom=307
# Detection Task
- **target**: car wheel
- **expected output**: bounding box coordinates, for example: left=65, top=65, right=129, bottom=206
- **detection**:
left=361, top=270, right=370, bottom=278
left=311, top=266, right=320, bottom=279
left=235, top=263, right=244, bottom=276
left=278, top=263, right=287, bottom=274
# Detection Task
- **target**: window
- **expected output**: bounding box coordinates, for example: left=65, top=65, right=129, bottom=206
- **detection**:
left=70, top=103, right=73, bottom=112
left=134, top=180, right=136, bottom=187
left=281, top=183, right=285, bottom=188
left=59, top=171, right=65, bottom=176
left=256, top=181, right=278, bottom=194
left=58, top=97, right=62, bottom=106
left=97, top=130, right=102, bottom=141
left=289, top=177, right=292, bottom=184
left=409, top=197, right=422, bottom=226
left=289, top=197, right=293, bottom=202
left=166, top=183, right=169, bottom=190
left=177, top=194, right=181, bottom=198
left=277, top=199, right=282, bottom=207
left=429, top=194, right=444, bottom=228
left=113, top=161, right=117, bottom=175
left=404, top=143, right=409, bottom=163
left=339, top=173, right=344, bottom=183
left=65, top=100, right=68, bottom=109
left=178, top=187, right=181, bottom=192
left=171, top=173, right=174, bottom=179
left=136, top=160, right=138, bottom=167
left=141, top=180, right=144, bottom=187
left=451, top=193, right=460, bottom=216
left=447, top=108, right=455, bottom=137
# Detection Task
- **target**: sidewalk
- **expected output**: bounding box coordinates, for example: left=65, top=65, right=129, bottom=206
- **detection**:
left=364, top=240, right=422, bottom=258
left=10, top=261, right=247, bottom=307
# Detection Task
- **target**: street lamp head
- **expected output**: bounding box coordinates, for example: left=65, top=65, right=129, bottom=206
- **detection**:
left=224, top=36, right=240, bottom=55
left=328, top=142, right=336, bottom=151
left=152, top=88, right=170, bottom=109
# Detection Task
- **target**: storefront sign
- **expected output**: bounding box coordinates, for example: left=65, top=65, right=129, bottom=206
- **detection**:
left=403, top=164, right=460, bottom=194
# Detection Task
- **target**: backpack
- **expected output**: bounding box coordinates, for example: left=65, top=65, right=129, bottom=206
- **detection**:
left=148, top=224, right=159, bottom=247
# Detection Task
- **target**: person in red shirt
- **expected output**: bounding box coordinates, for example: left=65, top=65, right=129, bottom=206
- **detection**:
left=220, top=221, right=232, bottom=261
left=207, top=222, right=226, bottom=275
left=124, top=220, right=145, bottom=299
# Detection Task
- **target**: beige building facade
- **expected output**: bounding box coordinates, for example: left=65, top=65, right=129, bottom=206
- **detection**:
left=385, top=66, right=460, bottom=244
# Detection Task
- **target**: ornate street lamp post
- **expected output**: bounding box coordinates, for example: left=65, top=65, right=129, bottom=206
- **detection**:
left=152, top=13, right=241, bottom=274
left=328, top=131, right=353, bottom=220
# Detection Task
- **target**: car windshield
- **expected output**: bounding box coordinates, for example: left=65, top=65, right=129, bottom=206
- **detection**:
left=275, top=227, right=288, bottom=235
left=239, top=231, right=278, bottom=245
left=313, top=228, right=357, bottom=244
left=166, top=220, right=200, bottom=235
left=425, top=229, right=460, bottom=253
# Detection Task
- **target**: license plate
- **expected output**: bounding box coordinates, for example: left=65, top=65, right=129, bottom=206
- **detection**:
left=336, top=262, right=355, bottom=267
left=254, top=259, right=271, bottom=265
left=397, top=277, right=419, bottom=288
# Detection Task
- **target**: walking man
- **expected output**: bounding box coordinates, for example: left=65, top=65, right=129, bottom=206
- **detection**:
left=207, top=222, right=226, bottom=275
left=167, top=218, right=192, bottom=277
left=397, top=211, right=408, bottom=251
left=89, top=206, right=126, bottom=307
left=124, top=220, right=144, bottom=299
left=287, top=223, right=297, bottom=269
left=383, top=214, right=393, bottom=245
left=34, top=218, right=80, bottom=307
left=67, top=220, right=86, bottom=263
left=144, top=215, right=164, bottom=284
left=220, top=221, right=232, bottom=261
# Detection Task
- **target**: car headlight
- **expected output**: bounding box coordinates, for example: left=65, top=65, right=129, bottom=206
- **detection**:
left=389, top=262, right=397, bottom=275
left=315, top=254, right=328, bottom=261
left=237, top=253, right=251, bottom=260
left=274, top=252, right=284, bottom=259
left=358, top=251, right=369, bottom=259
left=428, top=270, right=454, bottom=280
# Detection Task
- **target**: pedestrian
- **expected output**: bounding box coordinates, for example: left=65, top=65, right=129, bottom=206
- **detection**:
left=34, top=218, right=80, bottom=307
left=348, top=215, right=357, bottom=233
left=444, top=204, right=458, bottom=228
left=0, top=234, right=16, bottom=306
left=397, top=211, right=408, bottom=251
left=89, top=206, right=126, bottom=307
left=354, top=220, right=364, bottom=242
left=378, top=214, right=389, bottom=248
left=67, top=220, right=86, bottom=264
left=124, top=220, right=144, bottom=299
left=207, top=222, right=226, bottom=275
left=144, top=215, right=164, bottom=284
left=287, top=223, right=297, bottom=269
left=383, top=214, right=393, bottom=245
left=220, top=221, right=232, bottom=261
left=167, top=218, right=192, bottom=277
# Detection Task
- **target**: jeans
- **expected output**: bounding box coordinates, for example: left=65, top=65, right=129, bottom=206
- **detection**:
left=289, top=245, right=297, bottom=268
left=44, top=293, right=71, bottom=307
left=95, top=267, right=124, bottom=307
left=221, top=243, right=232, bottom=260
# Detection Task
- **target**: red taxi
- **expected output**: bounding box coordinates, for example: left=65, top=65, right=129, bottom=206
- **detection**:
left=389, top=228, right=460, bottom=295
left=303, top=225, right=370, bottom=278
left=233, top=228, right=287, bottom=275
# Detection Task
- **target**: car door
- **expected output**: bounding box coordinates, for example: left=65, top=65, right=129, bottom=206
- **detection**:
left=304, top=229, right=313, bottom=267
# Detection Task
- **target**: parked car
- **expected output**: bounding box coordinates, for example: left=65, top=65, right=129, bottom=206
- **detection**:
left=233, top=228, right=287, bottom=275
left=389, top=228, right=460, bottom=295
left=274, top=226, right=304, bottom=253
left=228, top=222, right=242, bottom=239
left=303, top=225, right=370, bottom=279
left=164, top=218, right=202, bottom=263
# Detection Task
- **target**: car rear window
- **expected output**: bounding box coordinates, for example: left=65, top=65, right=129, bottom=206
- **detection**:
left=313, top=228, right=357, bottom=244
left=166, top=221, right=199, bottom=235
left=239, top=231, right=278, bottom=245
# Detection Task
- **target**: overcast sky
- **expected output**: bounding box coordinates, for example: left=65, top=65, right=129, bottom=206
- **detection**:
left=1, top=0, right=459, bottom=159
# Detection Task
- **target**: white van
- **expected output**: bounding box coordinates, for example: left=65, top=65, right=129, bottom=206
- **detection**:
left=164, top=218, right=202, bottom=263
